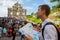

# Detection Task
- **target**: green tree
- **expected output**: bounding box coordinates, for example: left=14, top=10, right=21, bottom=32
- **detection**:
left=26, top=12, right=42, bottom=24
left=26, top=15, right=32, bottom=18
left=31, top=12, right=34, bottom=16
left=50, top=0, right=60, bottom=8
left=50, top=0, right=60, bottom=3
left=50, top=0, right=60, bottom=14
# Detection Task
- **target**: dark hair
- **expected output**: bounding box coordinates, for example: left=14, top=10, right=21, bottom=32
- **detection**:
left=39, top=4, right=50, bottom=16
left=12, top=23, right=16, bottom=26
left=9, top=27, right=11, bottom=29
left=24, top=21, right=28, bottom=25
left=19, top=23, right=22, bottom=25
left=39, top=24, right=42, bottom=28
left=33, top=24, right=37, bottom=27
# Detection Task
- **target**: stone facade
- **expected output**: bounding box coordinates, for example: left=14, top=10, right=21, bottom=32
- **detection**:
left=8, top=2, right=26, bottom=20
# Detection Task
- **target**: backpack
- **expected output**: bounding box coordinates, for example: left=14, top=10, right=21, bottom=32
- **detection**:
left=42, top=22, right=60, bottom=40
left=7, top=29, right=12, bottom=33
left=7, top=29, right=12, bottom=37
left=2, top=28, right=7, bottom=34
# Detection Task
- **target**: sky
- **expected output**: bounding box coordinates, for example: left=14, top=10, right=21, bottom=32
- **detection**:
left=0, top=0, right=58, bottom=17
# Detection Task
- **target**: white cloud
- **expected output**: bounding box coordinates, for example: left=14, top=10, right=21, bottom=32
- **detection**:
left=0, top=0, right=16, bottom=17
left=44, top=0, right=52, bottom=4
left=0, top=0, right=32, bottom=17
left=23, top=6, right=33, bottom=10
left=0, top=0, right=23, bottom=17
left=3, top=0, right=17, bottom=7
left=0, top=7, right=7, bottom=17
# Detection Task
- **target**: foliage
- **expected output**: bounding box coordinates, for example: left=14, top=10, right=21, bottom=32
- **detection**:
left=26, top=15, right=32, bottom=18
left=31, top=12, right=34, bottom=16
left=27, top=12, right=42, bottom=24
left=50, top=0, right=60, bottom=3
left=50, top=0, right=60, bottom=14
left=26, top=14, right=42, bottom=24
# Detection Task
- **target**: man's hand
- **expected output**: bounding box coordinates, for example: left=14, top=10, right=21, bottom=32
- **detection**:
left=25, top=35, right=33, bottom=40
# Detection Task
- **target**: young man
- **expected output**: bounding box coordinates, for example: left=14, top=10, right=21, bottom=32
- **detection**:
left=25, top=4, right=58, bottom=40
left=37, top=4, right=58, bottom=40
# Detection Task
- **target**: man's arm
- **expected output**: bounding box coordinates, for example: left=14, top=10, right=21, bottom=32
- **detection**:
left=44, top=25, right=58, bottom=40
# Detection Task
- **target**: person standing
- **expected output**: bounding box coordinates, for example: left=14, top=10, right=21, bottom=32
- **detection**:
left=0, top=25, right=2, bottom=40
left=12, top=23, right=18, bottom=40
left=2, top=23, right=7, bottom=40
left=25, top=4, right=58, bottom=40
left=37, top=4, right=58, bottom=40
left=7, top=27, right=12, bottom=40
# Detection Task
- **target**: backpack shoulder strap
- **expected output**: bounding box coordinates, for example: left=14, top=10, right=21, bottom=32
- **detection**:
left=42, top=22, right=58, bottom=40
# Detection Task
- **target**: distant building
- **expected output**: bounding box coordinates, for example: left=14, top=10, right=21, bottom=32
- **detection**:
left=8, top=2, right=26, bottom=20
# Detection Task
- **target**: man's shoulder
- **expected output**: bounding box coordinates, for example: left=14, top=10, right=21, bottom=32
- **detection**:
left=45, top=24, right=55, bottom=29
left=44, top=24, right=57, bottom=32
left=45, top=21, right=55, bottom=28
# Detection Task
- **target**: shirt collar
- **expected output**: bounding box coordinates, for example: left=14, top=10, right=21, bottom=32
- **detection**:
left=42, top=18, right=52, bottom=28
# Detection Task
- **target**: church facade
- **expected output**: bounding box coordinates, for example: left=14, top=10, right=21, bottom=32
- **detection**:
left=8, top=2, right=26, bottom=20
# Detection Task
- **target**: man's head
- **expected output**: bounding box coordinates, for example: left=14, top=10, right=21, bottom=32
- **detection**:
left=12, top=23, right=16, bottom=27
left=37, top=4, right=50, bottom=19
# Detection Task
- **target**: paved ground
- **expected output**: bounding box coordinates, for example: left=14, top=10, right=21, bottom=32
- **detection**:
left=0, top=32, right=21, bottom=40
left=15, top=36, right=20, bottom=40
left=0, top=36, right=20, bottom=40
